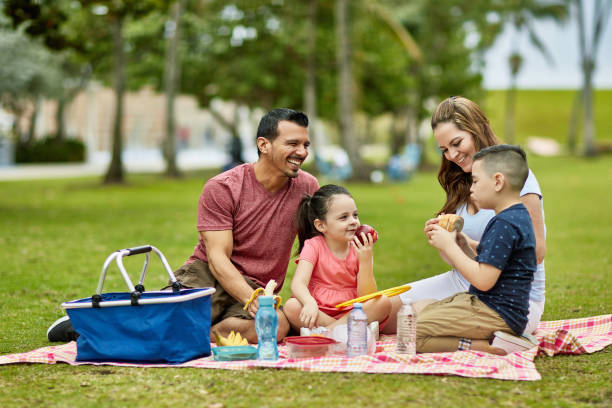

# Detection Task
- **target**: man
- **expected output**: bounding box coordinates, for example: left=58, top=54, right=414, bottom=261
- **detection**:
left=48, top=108, right=318, bottom=343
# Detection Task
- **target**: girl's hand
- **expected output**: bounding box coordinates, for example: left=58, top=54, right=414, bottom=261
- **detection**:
left=428, top=224, right=457, bottom=250
left=352, top=231, right=374, bottom=262
left=424, top=215, right=441, bottom=239
left=300, top=301, right=319, bottom=329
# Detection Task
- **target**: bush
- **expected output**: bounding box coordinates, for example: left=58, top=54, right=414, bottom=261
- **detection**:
left=16, top=136, right=86, bottom=163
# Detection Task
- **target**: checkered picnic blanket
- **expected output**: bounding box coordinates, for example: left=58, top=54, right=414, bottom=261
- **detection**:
left=1, top=314, right=610, bottom=381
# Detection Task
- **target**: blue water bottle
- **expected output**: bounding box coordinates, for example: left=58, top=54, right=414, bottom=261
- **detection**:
left=255, top=296, right=279, bottom=360
left=347, top=302, right=368, bottom=357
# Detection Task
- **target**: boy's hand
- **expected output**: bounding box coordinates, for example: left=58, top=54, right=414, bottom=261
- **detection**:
left=424, top=216, right=441, bottom=240
left=300, top=301, right=320, bottom=329
left=428, top=225, right=457, bottom=251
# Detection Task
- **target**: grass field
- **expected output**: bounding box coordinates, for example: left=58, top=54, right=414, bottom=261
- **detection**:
left=484, top=89, right=612, bottom=146
left=1, top=154, right=611, bottom=407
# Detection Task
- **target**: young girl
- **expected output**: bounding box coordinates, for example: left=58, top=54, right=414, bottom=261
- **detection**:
left=283, top=184, right=391, bottom=333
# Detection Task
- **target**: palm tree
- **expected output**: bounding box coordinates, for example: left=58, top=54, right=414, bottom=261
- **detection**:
left=501, top=0, right=568, bottom=144
left=334, top=0, right=422, bottom=180
left=163, top=0, right=185, bottom=178
left=573, top=0, right=611, bottom=156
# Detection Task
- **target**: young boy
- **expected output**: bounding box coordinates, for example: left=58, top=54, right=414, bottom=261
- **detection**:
left=417, top=145, right=537, bottom=355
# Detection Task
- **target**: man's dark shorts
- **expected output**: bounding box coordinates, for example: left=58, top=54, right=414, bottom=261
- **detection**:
left=168, top=259, right=261, bottom=325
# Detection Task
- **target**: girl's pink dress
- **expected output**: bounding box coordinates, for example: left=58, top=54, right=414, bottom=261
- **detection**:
left=298, top=235, right=359, bottom=318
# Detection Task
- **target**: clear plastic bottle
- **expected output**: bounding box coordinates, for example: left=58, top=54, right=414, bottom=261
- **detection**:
left=255, top=296, right=278, bottom=360
left=347, top=302, right=368, bottom=357
left=395, top=300, right=416, bottom=354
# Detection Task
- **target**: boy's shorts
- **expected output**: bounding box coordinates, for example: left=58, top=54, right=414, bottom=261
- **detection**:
left=416, top=292, right=513, bottom=352
left=167, top=259, right=261, bottom=325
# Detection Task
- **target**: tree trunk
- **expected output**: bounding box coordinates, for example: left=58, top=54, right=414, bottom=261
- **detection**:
left=104, top=16, right=126, bottom=184
left=56, top=97, right=66, bottom=141
left=390, top=110, right=403, bottom=156
left=305, top=0, right=318, bottom=152
left=26, top=97, right=41, bottom=146
left=208, top=106, right=242, bottom=164
left=163, top=0, right=184, bottom=178
left=567, top=89, right=582, bottom=154
left=335, top=0, right=364, bottom=179
left=582, top=57, right=596, bottom=156
left=504, top=79, right=517, bottom=144
left=576, top=0, right=597, bottom=157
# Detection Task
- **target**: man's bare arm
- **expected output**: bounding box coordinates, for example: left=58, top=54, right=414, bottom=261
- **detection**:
left=201, top=230, right=258, bottom=314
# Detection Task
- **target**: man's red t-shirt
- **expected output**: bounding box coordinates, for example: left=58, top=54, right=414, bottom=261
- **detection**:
left=188, top=163, right=319, bottom=290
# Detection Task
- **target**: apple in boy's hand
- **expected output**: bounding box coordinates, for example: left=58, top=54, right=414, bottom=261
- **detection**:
left=356, top=224, right=378, bottom=245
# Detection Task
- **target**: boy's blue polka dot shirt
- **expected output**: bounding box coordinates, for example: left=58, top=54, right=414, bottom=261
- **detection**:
left=470, top=203, right=537, bottom=335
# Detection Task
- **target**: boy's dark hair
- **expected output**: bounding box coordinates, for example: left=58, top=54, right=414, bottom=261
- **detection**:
left=473, top=144, right=529, bottom=191
left=256, top=108, right=309, bottom=156
left=296, top=184, right=351, bottom=254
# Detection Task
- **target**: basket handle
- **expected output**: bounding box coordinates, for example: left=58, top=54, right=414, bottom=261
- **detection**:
left=94, top=245, right=182, bottom=303
left=124, top=245, right=153, bottom=256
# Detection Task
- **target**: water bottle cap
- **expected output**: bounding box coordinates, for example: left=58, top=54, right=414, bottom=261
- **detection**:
left=258, top=296, right=275, bottom=306
left=353, top=302, right=363, bottom=309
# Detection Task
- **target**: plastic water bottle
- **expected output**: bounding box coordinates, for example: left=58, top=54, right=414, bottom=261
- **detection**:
left=395, top=300, right=416, bottom=354
left=347, top=303, right=368, bottom=357
left=255, top=296, right=278, bottom=360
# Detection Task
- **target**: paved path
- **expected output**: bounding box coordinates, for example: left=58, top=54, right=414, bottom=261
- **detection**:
left=0, top=148, right=228, bottom=181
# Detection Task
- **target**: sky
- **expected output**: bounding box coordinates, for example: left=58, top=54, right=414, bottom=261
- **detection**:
left=481, top=3, right=612, bottom=89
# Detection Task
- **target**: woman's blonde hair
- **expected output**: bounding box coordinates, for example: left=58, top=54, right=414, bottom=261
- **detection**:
left=431, top=96, right=501, bottom=215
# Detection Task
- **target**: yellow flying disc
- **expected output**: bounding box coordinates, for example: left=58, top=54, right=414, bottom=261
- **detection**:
left=335, top=284, right=411, bottom=309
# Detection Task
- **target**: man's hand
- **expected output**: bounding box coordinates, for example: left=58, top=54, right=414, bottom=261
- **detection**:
left=246, top=295, right=259, bottom=318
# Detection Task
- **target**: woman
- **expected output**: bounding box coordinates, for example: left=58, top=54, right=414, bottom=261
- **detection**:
left=383, top=96, right=546, bottom=335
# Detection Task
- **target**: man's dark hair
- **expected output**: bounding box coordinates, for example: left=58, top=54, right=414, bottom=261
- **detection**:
left=473, top=144, right=529, bottom=191
left=256, top=108, right=308, bottom=156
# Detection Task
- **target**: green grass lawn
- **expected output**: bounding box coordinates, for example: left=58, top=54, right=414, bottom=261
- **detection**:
left=484, top=89, right=612, bottom=146
left=1, top=154, right=611, bottom=407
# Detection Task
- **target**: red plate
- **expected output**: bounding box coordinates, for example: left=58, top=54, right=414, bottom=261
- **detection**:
left=284, top=336, right=338, bottom=345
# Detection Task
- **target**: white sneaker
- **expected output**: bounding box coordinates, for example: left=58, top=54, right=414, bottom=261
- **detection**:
left=491, top=331, right=538, bottom=354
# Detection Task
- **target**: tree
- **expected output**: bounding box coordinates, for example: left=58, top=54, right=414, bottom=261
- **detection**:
left=2, top=4, right=89, bottom=143
left=5, top=0, right=168, bottom=183
left=500, top=0, right=567, bottom=143
left=388, top=0, right=504, bottom=166
left=79, top=1, right=167, bottom=183
left=0, top=27, right=63, bottom=144
left=304, top=0, right=319, bottom=151
left=335, top=0, right=363, bottom=177
left=162, top=0, right=185, bottom=178
left=572, top=0, right=611, bottom=156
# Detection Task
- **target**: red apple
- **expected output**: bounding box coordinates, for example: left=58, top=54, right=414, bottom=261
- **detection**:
left=355, top=224, right=378, bottom=245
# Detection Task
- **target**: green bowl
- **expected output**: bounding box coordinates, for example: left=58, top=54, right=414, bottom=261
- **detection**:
left=212, top=345, right=258, bottom=361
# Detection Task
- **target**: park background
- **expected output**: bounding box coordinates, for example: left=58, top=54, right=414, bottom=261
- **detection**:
left=1, top=1, right=611, bottom=407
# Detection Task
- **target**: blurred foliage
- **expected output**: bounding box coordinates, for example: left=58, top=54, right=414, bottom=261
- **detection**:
left=15, top=136, right=85, bottom=162
left=4, top=0, right=598, bottom=167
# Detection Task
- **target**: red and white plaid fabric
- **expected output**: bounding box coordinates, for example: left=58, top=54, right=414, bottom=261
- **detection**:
left=1, top=314, right=610, bottom=381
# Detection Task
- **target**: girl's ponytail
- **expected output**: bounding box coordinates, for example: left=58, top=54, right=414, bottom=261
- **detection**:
left=296, top=194, right=317, bottom=254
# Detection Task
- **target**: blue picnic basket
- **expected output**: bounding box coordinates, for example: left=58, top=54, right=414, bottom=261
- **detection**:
left=62, top=245, right=215, bottom=363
